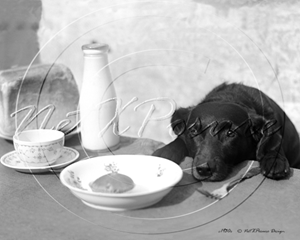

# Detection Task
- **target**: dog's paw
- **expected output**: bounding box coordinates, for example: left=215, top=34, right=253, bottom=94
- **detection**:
left=152, top=145, right=182, bottom=164
left=152, top=138, right=188, bottom=164
left=260, top=153, right=290, bottom=180
left=152, top=146, right=171, bottom=159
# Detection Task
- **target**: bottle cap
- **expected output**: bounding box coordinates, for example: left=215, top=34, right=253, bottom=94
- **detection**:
left=82, top=43, right=109, bottom=56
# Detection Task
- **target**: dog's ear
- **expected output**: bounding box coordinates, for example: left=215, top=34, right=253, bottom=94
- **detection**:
left=170, top=107, right=191, bottom=136
left=248, top=113, right=283, bottom=160
left=247, top=113, right=266, bottom=142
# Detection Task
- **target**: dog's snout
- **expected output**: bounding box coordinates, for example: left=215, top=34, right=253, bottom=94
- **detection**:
left=196, top=160, right=217, bottom=177
left=196, top=162, right=212, bottom=177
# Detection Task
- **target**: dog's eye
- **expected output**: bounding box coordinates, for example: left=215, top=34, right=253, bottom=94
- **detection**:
left=189, top=128, right=198, bottom=137
left=226, top=130, right=236, bottom=137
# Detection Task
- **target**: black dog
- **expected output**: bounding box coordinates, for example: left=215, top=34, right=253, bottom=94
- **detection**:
left=153, top=83, right=300, bottom=181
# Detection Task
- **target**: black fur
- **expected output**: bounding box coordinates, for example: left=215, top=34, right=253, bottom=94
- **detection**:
left=153, top=83, right=300, bottom=181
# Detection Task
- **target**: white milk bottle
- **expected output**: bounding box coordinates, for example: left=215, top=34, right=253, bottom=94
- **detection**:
left=79, top=43, right=120, bottom=151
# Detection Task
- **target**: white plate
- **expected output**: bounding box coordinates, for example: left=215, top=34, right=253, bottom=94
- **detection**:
left=0, top=147, right=79, bottom=173
left=60, top=155, right=183, bottom=211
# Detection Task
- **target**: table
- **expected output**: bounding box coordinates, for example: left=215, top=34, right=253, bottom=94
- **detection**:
left=1, top=134, right=299, bottom=240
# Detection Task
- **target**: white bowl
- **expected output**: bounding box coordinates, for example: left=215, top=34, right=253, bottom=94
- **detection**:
left=13, top=129, right=65, bottom=167
left=60, top=155, right=183, bottom=211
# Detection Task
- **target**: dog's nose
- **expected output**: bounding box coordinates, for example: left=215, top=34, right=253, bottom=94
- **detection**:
left=196, top=162, right=212, bottom=177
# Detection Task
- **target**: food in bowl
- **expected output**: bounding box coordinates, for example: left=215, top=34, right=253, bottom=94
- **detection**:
left=60, top=155, right=183, bottom=211
left=90, top=172, right=135, bottom=193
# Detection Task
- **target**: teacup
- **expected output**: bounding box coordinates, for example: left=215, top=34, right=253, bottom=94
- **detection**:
left=13, top=129, right=65, bottom=167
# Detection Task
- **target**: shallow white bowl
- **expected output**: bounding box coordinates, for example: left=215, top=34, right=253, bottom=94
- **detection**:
left=60, top=155, right=183, bottom=211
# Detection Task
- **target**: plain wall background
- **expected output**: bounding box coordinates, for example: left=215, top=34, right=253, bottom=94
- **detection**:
left=1, top=0, right=300, bottom=143
left=0, top=0, right=41, bottom=70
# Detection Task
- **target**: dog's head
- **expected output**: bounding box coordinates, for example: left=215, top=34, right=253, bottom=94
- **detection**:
left=172, top=102, right=266, bottom=181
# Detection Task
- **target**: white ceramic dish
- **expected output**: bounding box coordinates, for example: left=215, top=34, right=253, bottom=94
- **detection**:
left=60, top=155, right=183, bottom=211
left=0, top=147, right=79, bottom=173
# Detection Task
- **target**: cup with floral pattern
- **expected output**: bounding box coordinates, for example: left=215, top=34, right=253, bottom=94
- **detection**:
left=13, top=129, right=65, bottom=167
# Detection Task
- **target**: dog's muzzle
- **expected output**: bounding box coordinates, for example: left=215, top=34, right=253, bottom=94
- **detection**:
left=196, top=162, right=213, bottom=178
left=193, top=158, right=219, bottom=180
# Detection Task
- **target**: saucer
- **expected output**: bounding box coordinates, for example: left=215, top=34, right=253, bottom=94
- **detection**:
left=0, top=147, right=79, bottom=173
